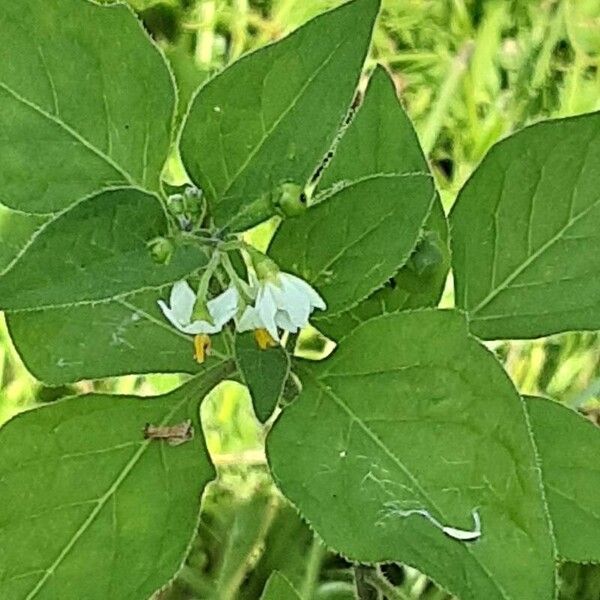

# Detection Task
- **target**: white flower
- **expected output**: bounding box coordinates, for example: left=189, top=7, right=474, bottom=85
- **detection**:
left=158, top=280, right=238, bottom=335
left=236, top=272, right=326, bottom=341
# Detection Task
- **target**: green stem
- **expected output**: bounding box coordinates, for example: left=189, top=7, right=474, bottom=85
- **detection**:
left=300, top=535, right=326, bottom=600
left=195, top=0, right=216, bottom=67
left=361, top=567, right=411, bottom=600
left=220, top=251, right=254, bottom=300
left=219, top=497, right=279, bottom=600
left=178, top=565, right=214, bottom=597
left=354, top=565, right=378, bottom=600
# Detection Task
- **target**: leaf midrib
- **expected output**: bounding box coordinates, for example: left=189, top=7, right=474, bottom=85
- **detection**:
left=0, top=80, right=141, bottom=190
left=23, top=398, right=187, bottom=599
left=469, top=195, right=600, bottom=317
left=220, top=38, right=346, bottom=202
left=306, top=371, right=512, bottom=600
left=22, top=365, right=229, bottom=599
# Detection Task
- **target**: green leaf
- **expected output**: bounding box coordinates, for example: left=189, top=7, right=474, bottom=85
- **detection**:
left=0, top=364, right=232, bottom=600
left=525, top=396, right=600, bottom=563
left=242, top=503, right=313, bottom=597
left=313, top=66, right=449, bottom=340
left=5, top=288, right=230, bottom=385
left=317, top=208, right=449, bottom=340
left=0, top=188, right=207, bottom=311
left=450, top=112, right=600, bottom=340
left=315, top=65, right=432, bottom=194
left=260, top=572, right=301, bottom=600
left=235, top=333, right=290, bottom=422
left=0, top=206, right=46, bottom=273
left=179, top=0, right=381, bottom=232
left=267, top=310, right=556, bottom=600
left=0, top=0, right=175, bottom=215
left=270, top=174, right=434, bottom=319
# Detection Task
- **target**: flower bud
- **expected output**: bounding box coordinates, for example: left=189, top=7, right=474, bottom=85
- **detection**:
left=184, top=186, right=203, bottom=214
left=168, top=193, right=185, bottom=216
left=148, top=236, right=174, bottom=265
left=245, top=245, right=280, bottom=281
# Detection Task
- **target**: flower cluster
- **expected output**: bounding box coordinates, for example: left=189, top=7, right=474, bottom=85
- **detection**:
left=157, top=246, right=325, bottom=362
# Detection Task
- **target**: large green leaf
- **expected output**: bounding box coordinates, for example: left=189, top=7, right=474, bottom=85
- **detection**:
left=0, top=364, right=232, bottom=600
left=270, top=174, right=435, bottom=319
left=525, top=396, right=600, bottom=563
left=0, top=0, right=174, bottom=215
left=267, top=311, right=556, bottom=600
left=260, top=572, right=301, bottom=600
left=450, top=112, right=600, bottom=340
left=235, top=333, right=290, bottom=423
left=0, top=207, right=46, bottom=273
left=312, top=66, right=449, bottom=339
left=0, top=188, right=207, bottom=311
left=179, top=0, right=380, bottom=232
left=5, top=287, right=230, bottom=385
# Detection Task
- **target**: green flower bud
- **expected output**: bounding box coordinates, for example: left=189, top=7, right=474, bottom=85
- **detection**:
left=245, top=245, right=280, bottom=281
left=148, top=236, right=174, bottom=265
left=168, top=193, right=185, bottom=216
left=183, top=186, right=203, bottom=215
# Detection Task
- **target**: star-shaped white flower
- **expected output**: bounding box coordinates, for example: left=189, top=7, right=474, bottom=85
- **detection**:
left=236, top=272, right=326, bottom=341
left=158, top=280, right=238, bottom=335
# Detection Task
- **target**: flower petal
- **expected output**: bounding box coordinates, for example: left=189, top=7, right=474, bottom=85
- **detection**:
left=283, top=273, right=326, bottom=310
left=157, top=299, right=189, bottom=333
left=207, top=286, right=239, bottom=327
left=236, top=305, right=262, bottom=332
left=169, top=280, right=197, bottom=324
left=256, top=285, right=280, bottom=341
left=274, top=309, right=299, bottom=333
left=269, top=277, right=310, bottom=326
left=180, top=320, right=222, bottom=335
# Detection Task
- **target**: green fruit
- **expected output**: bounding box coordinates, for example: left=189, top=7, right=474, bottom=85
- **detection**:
left=274, top=182, right=307, bottom=217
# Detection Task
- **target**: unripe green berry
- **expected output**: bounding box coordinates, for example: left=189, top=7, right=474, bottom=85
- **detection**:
left=274, top=182, right=307, bottom=217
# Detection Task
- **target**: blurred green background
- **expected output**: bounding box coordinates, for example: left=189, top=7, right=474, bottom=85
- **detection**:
left=1, top=0, right=600, bottom=598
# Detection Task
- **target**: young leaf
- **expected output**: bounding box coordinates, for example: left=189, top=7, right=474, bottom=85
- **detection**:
left=0, top=364, right=232, bottom=600
left=179, top=0, right=381, bottom=232
left=451, top=112, right=600, bottom=340
left=0, top=188, right=207, bottom=311
left=5, top=288, right=230, bottom=385
left=260, top=572, right=301, bottom=600
left=313, top=66, right=449, bottom=339
left=235, top=333, right=290, bottom=423
left=315, top=65, right=432, bottom=194
left=525, top=396, right=600, bottom=563
left=0, top=0, right=175, bottom=215
left=267, top=310, right=556, bottom=600
left=317, top=201, right=449, bottom=340
left=269, top=174, right=435, bottom=318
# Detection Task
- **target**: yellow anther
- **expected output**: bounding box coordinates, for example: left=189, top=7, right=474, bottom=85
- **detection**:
left=193, top=334, right=211, bottom=363
left=254, top=328, right=278, bottom=350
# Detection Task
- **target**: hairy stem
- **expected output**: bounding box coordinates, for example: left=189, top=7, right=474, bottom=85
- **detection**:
left=358, top=566, right=411, bottom=600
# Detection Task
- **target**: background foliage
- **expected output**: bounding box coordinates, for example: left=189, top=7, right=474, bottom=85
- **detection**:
left=1, top=0, right=600, bottom=598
